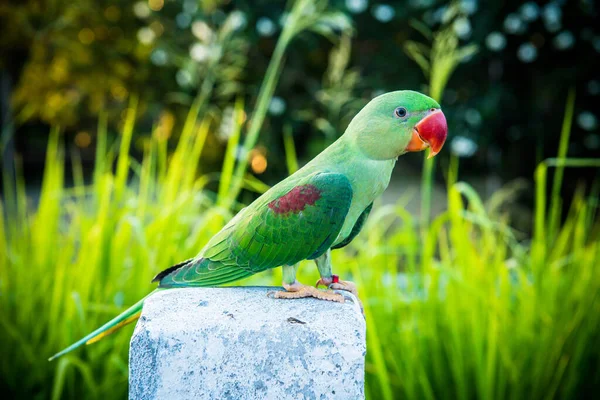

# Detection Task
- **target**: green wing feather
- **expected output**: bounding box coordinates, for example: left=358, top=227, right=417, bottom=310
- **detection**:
left=156, top=172, right=353, bottom=287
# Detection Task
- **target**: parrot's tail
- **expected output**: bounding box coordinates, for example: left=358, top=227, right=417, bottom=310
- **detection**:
left=48, top=290, right=158, bottom=361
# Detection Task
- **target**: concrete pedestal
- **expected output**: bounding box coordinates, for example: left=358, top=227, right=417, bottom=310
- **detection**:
left=129, top=287, right=366, bottom=400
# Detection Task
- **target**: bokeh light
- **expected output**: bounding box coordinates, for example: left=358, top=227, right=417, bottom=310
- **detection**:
left=553, top=31, right=574, bottom=50
left=542, top=3, right=562, bottom=32
left=453, top=17, right=472, bottom=40
left=190, top=43, right=210, bottom=62
left=577, top=111, right=598, bottom=131
left=148, top=0, right=164, bottom=12
left=228, top=11, right=247, bottom=31
left=78, top=28, right=95, bottom=45
left=133, top=1, right=151, bottom=19
left=346, top=0, right=368, bottom=14
left=486, top=31, right=506, bottom=51
left=268, top=97, right=286, bottom=116
left=257, top=17, right=276, bottom=37
left=517, top=42, right=537, bottom=63
left=372, top=4, right=395, bottom=23
left=192, top=21, right=212, bottom=42
left=176, top=13, right=192, bottom=29
left=520, top=2, right=539, bottom=22
left=504, top=13, right=525, bottom=35
left=74, top=131, right=92, bottom=148
left=451, top=136, right=478, bottom=157
left=137, top=27, right=156, bottom=45
left=176, top=70, right=193, bottom=87
left=459, top=0, right=477, bottom=15
left=249, top=149, right=268, bottom=174
left=151, top=49, right=168, bottom=66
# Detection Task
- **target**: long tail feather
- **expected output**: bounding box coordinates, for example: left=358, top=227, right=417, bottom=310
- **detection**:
left=48, top=291, right=156, bottom=361
left=84, top=310, right=142, bottom=345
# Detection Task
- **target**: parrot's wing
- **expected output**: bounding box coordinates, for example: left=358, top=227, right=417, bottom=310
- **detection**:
left=332, top=202, right=373, bottom=249
left=156, top=172, right=353, bottom=287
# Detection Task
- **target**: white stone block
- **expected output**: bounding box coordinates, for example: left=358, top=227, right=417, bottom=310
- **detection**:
left=129, top=287, right=366, bottom=400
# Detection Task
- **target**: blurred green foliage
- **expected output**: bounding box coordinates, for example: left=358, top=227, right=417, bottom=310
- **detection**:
left=2, top=0, right=599, bottom=185
left=2, top=0, right=150, bottom=126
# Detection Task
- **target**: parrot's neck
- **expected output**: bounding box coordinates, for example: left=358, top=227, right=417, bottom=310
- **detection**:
left=333, top=135, right=396, bottom=199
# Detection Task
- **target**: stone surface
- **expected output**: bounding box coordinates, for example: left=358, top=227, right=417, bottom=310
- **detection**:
left=129, top=287, right=366, bottom=400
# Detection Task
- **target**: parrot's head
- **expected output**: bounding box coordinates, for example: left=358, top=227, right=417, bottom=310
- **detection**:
left=346, top=90, right=448, bottom=160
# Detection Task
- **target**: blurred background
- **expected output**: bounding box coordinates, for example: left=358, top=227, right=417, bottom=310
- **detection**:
left=2, top=0, right=598, bottom=221
left=1, top=0, right=599, bottom=399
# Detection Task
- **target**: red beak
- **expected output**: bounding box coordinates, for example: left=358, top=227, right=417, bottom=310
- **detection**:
left=405, top=109, right=448, bottom=158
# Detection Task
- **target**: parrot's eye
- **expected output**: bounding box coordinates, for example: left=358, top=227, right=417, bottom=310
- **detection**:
left=394, top=107, right=407, bottom=118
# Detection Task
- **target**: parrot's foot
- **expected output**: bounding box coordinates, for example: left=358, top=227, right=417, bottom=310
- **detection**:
left=316, top=275, right=358, bottom=296
left=268, top=282, right=345, bottom=303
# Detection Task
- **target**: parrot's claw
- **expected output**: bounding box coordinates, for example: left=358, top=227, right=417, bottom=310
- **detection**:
left=316, top=276, right=363, bottom=315
left=329, top=281, right=358, bottom=296
left=316, top=275, right=358, bottom=297
left=268, top=282, right=344, bottom=303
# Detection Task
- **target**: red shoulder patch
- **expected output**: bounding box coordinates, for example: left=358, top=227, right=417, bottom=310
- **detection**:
left=268, top=184, right=322, bottom=215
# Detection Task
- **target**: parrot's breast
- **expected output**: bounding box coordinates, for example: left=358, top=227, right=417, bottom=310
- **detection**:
left=333, top=158, right=396, bottom=246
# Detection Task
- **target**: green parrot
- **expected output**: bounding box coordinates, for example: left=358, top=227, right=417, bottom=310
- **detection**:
left=49, top=90, right=447, bottom=361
